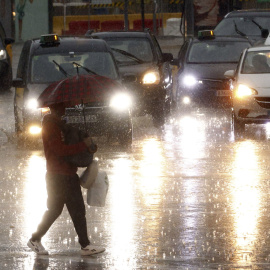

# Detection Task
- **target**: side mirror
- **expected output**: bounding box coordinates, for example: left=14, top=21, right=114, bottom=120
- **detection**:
left=13, top=78, right=26, bottom=88
left=224, top=70, right=235, bottom=79
left=261, top=29, right=269, bottom=39
left=85, top=30, right=94, bottom=37
left=5, top=37, right=15, bottom=45
left=162, top=53, right=173, bottom=63
left=122, top=74, right=137, bottom=84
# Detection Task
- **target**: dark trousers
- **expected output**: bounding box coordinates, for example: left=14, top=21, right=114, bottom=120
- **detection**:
left=31, top=173, right=90, bottom=248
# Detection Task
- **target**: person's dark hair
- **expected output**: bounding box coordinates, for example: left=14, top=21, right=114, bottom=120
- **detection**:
left=49, top=103, right=66, bottom=116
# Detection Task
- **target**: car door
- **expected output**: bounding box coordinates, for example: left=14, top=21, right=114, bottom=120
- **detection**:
left=151, top=34, right=173, bottom=94
left=13, top=41, right=31, bottom=132
left=175, top=40, right=190, bottom=100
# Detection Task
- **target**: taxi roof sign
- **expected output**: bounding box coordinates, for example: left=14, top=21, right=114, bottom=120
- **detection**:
left=40, top=34, right=60, bottom=45
left=198, top=30, right=215, bottom=39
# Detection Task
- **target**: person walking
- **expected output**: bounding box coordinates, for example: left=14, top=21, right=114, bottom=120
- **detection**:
left=27, top=103, right=105, bottom=256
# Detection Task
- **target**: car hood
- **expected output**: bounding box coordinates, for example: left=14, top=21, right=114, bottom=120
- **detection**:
left=182, top=63, right=238, bottom=80
left=118, top=62, right=157, bottom=76
left=238, top=74, right=270, bottom=91
left=27, top=83, right=50, bottom=99
left=27, top=81, right=127, bottom=106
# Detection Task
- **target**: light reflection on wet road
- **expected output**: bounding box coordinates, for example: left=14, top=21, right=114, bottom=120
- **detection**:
left=2, top=90, right=270, bottom=269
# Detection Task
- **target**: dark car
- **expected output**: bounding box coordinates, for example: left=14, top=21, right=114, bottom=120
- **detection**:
left=88, top=30, right=173, bottom=127
left=0, top=21, right=14, bottom=91
left=172, top=31, right=252, bottom=107
left=214, top=10, right=270, bottom=44
left=13, top=34, right=133, bottom=145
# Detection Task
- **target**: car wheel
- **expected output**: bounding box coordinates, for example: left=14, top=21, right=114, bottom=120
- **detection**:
left=171, top=98, right=177, bottom=111
left=164, top=97, right=171, bottom=116
left=16, top=131, right=41, bottom=149
left=232, top=112, right=245, bottom=134
left=118, top=128, right=133, bottom=146
left=1, top=82, right=11, bottom=91
left=152, top=104, right=165, bottom=127
left=14, top=118, right=20, bottom=133
left=0, top=68, right=12, bottom=91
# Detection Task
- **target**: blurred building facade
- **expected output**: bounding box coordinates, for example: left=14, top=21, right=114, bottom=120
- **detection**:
left=2, top=0, right=270, bottom=41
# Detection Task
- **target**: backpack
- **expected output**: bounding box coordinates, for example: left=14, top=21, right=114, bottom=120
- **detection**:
left=61, top=124, right=96, bottom=167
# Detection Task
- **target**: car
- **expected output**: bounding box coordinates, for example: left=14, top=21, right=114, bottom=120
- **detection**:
left=13, top=34, right=133, bottom=145
left=214, top=10, right=270, bottom=44
left=172, top=31, right=252, bottom=107
left=88, top=30, right=173, bottom=127
left=224, top=37, right=270, bottom=134
left=0, top=21, right=14, bottom=91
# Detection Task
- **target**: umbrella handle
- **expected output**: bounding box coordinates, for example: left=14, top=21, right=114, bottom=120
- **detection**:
left=81, top=99, right=87, bottom=134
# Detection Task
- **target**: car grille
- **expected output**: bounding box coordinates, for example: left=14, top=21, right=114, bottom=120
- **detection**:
left=198, top=79, right=230, bottom=90
left=255, top=97, right=270, bottom=109
left=64, top=106, right=108, bottom=123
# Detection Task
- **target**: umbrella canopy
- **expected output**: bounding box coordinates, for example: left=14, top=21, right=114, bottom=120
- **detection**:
left=37, top=74, right=123, bottom=108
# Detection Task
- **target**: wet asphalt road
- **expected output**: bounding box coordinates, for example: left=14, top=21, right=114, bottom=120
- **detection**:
left=1, top=42, right=270, bottom=269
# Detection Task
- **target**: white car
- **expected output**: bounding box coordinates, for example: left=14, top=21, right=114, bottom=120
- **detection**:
left=225, top=41, right=270, bottom=133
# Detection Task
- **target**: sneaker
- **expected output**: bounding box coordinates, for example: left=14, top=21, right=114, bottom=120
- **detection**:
left=81, top=245, right=105, bottom=256
left=27, top=239, right=49, bottom=255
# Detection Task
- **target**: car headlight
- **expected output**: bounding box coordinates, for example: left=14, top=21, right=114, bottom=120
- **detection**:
left=41, top=107, right=50, bottom=115
left=110, top=93, right=132, bottom=111
left=29, top=125, right=42, bottom=135
left=0, top=49, right=7, bottom=60
left=183, top=75, right=197, bottom=87
left=235, top=84, right=258, bottom=98
left=26, top=98, right=39, bottom=110
left=142, top=70, right=160, bottom=85
left=182, top=96, right=191, bottom=104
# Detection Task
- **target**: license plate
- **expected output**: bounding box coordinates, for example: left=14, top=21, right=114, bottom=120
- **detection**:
left=66, top=115, right=97, bottom=123
left=216, top=90, right=231, bottom=96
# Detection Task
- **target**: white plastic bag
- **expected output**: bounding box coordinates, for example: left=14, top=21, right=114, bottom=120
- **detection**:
left=80, top=160, right=99, bottom=189
left=87, top=171, right=109, bottom=207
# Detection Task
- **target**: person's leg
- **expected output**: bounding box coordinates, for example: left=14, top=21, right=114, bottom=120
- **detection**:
left=65, top=174, right=90, bottom=248
left=31, top=173, right=66, bottom=241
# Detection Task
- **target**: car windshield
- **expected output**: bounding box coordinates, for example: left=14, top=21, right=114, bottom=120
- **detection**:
left=30, top=51, right=118, bottom=83
left=105, top=37, right=154, bottom=64
left=214, top=17, right=270, bottom=37
left=188, top=41, right=250, bottom=63
left=241, top=50, right=270, bottom=74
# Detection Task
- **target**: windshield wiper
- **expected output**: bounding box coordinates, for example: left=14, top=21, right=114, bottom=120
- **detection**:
left=53, top=60, right=69, bottom=77
left=233, top=20, right=246, bottom=37
left=111, top=48, right=145, bottom=64
left=251, top=19, right=264, bottom=30
left=72, top=62, right=97, bottom=75
left=251, top=19, right=269, bottom=38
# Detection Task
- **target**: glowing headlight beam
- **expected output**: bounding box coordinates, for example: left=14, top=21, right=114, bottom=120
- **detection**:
left=0, top=49, right=7, bottom=60
left=110, top=93, right=132, bottom=111
left=27, top=99, right=39, bottom=110
left=41, top=107, right=50, bottom=114
left=183, top=75, right=197, bottom=87
left=236, top=84, right=257, bottom=98
left=183, top=96, right=191, bottom=104
left=142, top=71, right=160, bottom=84
left=29, top=126, right=42, bottom=135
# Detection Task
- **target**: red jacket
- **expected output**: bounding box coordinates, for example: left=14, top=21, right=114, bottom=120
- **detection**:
left=42, top=114, right=87, bottom=175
